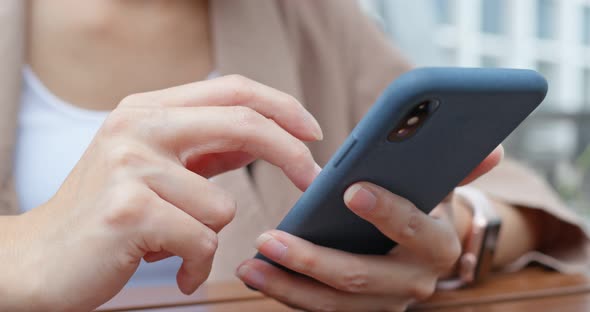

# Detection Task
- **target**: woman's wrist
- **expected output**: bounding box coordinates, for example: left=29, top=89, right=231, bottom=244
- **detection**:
left=0, top=214, right=45, bottom=311
left=451, top=195, right=474, bottom=249
left=451, top=194, right=531, bottom=271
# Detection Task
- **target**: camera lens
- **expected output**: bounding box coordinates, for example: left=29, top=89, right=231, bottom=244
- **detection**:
left=406, top=116, right=419, bottom=126
left=388, top=99, right=440, bottom=142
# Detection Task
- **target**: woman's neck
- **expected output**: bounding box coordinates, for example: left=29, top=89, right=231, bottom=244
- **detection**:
left=27, top=0, right=213, bottom=111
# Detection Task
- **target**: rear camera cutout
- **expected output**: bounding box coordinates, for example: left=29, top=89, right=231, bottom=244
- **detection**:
left=387, top=99, right=440, bottom=142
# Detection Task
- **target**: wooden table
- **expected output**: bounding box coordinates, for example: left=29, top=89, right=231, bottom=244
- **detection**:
left=97, top=268, right=590, bottom=311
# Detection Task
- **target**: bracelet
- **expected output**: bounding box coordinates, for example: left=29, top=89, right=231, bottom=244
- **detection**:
left=437, top=186, right=502, bottom=290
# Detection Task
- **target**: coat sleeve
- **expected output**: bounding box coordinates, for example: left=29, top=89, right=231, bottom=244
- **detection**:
left=471, top=159, right=590, bottom=273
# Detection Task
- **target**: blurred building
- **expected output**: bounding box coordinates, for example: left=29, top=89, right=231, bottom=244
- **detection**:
left=361, top=0, right=590, bottom=210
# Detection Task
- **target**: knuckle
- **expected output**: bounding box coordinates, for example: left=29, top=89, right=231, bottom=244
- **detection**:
left=124, top=184, right=153, bottom=207
left=231, top=106, right=265, bottom=128
left=313, top=296, right=340, bottom=312
left=293, top=251, right=318, bottom=274
left=106, top=144, right=147, bottom=170
left=407, top=280, right=436, bottom=302
left=216, top=194, right=238, bottom=228
left=207, top=192, right=238, bottom=232
left=102, top=109, right=134, bottom=135
left=226, top=74, right=255, bottom=103
left=334, top=262, right=369, bottom=293
left=119, top=93, right=145, bottom=107
left=394, top=212, right=422, bottom=241
left=291, top=143, right=313, bottom=164
left=102, top=107, right=161, bottom=138
left=118, top=92, right=159, bottom=107
left=437, top=233, right=462, bottom=270
left=104, top=183, right=152, bottom=228
left=200, top=230, right=219, bottom=258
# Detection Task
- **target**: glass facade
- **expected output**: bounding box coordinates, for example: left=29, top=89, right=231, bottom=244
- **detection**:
left=584, top=69, right=590, bottom=109
left=481, top=0, right=506, bottom=34
left=537, top=0, right=557, bottom=39
left=480, top=55, right=501, bottom=68
left=536, top=61, right=559, bottom=108
left=583, top=6, right=590, bottom=45
left=433, top=0, right=453, bottom=24
left=440, top=48, right=457, bottom=66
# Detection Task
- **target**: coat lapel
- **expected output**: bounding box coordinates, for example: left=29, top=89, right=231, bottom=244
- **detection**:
left=210, top=0, right=301, bottom=99
left=209, top=0, right=305, bottom=213
left=205, top=1, right=305, bottom=279
left=0, top=0, right=25, bottom=215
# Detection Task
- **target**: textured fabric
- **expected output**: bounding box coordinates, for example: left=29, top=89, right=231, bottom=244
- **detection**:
left=0, top=0, right=24, bottom=216
left=0, top=0, right=588, bottom=283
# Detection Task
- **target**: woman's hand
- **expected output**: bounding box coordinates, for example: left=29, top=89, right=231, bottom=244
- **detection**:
left=237, top=147, right=503, bottom=312
left=1, top=75, right=323, bottom=312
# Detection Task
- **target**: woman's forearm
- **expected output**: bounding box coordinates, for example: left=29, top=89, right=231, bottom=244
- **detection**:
left=453, top=198, right=545, bottom=269
left=0, top=215, right=37, bottom=311
left=490, top=200, right=544, bottom=267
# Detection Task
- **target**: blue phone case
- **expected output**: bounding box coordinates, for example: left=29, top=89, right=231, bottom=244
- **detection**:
left=255, top=67, right=547, bottom=264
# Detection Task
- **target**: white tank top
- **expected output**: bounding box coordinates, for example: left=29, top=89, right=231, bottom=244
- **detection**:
left=14, top=66, right=216, bottom=287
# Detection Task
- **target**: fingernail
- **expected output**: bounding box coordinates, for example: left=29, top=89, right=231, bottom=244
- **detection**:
left=255, top=233, right=287, bottom=261
left=344, top=184, right=377, bottom=213
left=305, top=110, right=323, bottom=140
left=236, top=264, right=265, bottom=289
left=314, top=163, right=322, bottom=176
left=496, top=145, right=505, bottom=161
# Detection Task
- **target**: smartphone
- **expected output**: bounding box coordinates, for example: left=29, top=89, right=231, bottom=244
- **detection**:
left=255, top=67, right=547, bottom=264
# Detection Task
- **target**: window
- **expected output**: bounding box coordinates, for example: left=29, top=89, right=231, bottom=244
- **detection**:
left=536, top=61, right=559, bottom=108
left=537, top=0, right=557, bottom=39
left=583, top=6, right=590, bottom=45
left=440, top=48, right=457, bottom=66
left=480, top=56, right=501, bottom=68
left=481, top=0, right=506, bottom=34
left=522, top=120, right=578, bottom=160
left=584, top=69, right=590, bottom=109
left=434, top=0, right=454, bottom=25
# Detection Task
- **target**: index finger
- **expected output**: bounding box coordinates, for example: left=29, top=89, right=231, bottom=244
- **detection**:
left=459, top=145, right=504, bottom=186
left=251, top=230, right=436, bottom=297
left=343, top=182, right=461, bottom=267
left=121, top=75, right=323, bottom=142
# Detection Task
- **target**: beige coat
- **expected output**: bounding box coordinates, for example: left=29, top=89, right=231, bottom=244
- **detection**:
left=1, top=0, right=588, bottom=281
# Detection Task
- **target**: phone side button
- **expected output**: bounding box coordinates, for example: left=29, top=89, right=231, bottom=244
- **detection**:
left=334, top=139, right=357, bottom=168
